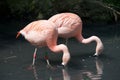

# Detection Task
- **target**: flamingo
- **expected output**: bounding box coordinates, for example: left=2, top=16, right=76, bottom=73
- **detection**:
left=16, top=20, right=70, bottom=66
left=48, top=13, right=104, bottom=56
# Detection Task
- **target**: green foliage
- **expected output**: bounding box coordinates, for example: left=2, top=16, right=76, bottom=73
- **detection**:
left=7, top=0, right=30, bottom=12
left=0, top=0, right=119, bottom=23
left=6, top=0, right=39, bottom=20
left=103, top=0, right=120, bottom=7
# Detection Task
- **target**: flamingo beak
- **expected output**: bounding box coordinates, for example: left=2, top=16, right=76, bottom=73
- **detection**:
left=16, top=32, right=21, bottom=38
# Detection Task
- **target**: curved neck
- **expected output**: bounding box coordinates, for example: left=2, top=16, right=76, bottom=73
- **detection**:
left=81, top=36, right=101, bottom=44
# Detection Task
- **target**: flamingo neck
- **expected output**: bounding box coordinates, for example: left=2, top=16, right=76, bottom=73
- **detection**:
left=81, top=36, right=103, bottom=55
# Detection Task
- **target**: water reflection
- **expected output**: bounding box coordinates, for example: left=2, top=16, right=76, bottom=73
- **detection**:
left=95, top=58, right=103, bottom=75
left=28, top=57, right=103, bottom=80
left=62, top=69, right=70, bottom=80
left=32, top=66, right=39, bottom=80
left=81, top=58, right=103, bottom=80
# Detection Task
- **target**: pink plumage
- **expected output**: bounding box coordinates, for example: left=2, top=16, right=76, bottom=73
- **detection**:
left=17, top=20, right=70, bottom=66
left=49, top=13, right=104, bottom=56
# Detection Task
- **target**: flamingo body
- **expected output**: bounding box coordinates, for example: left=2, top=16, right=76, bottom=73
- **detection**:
left=49, top=13, right=82, bottom=38
left=17, top=20, right=70, bottom=66
left=49, top=13, right=104, bottom=56
left=19, top=20, right=57, bottom=47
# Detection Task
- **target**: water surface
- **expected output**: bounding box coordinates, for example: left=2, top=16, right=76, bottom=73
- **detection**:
left=0, top=22, right=120, bottom=80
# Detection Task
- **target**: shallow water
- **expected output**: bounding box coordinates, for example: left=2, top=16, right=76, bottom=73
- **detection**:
left=0, top=22, right=120, bottom=80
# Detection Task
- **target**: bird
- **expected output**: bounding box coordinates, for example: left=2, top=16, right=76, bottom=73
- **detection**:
left=48, top=13, right=104, bottom=56
left=16, top=20, right=70, bottom=66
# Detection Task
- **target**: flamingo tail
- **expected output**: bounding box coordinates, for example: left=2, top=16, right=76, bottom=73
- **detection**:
left=16, top=32, right=21, bottom=38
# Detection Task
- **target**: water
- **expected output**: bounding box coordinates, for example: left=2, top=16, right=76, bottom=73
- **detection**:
left=0, top=22, right=120, bottom=80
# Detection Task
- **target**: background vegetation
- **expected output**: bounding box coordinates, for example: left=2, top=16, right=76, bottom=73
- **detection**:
left=0, top=0, right=120, bottom=24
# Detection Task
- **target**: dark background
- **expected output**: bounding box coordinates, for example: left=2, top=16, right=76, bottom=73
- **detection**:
left=0, top=0, right=120, bottom=22
left=0, top=0, right=120, bottom=38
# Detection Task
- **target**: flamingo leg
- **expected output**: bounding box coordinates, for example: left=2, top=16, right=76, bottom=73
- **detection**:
left=32, top=48, right=37, bottom=66
left=45, top=52, right=52, bottom=67
left=46, top=59, right=50, bottom=66
left=65, top=38, right=68, bottom=45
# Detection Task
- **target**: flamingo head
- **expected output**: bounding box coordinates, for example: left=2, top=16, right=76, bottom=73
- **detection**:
left=94, top=43, right=104, bottom=56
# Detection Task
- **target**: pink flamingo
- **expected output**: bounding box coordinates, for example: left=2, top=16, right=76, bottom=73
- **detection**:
left=48, top=13, right=104, bottom=56
left=16, top=20, right=70, bottom=66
